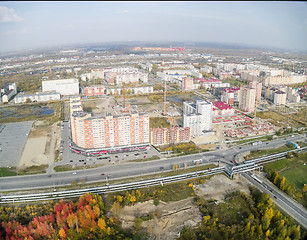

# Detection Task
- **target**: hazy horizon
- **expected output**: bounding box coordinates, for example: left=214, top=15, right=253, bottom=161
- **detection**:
left=1, top=1, right=307, bottom=53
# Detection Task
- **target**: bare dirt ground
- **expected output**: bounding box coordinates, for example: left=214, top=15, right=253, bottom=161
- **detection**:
left=194, top=174, right=250, bottom=201
left=119, top=174, right=251, bottom=240
left=18, top=121, right=60, bottom=169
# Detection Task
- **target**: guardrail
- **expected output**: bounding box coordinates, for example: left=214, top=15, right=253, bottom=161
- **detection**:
left=1, top=147, right=305, bottom=204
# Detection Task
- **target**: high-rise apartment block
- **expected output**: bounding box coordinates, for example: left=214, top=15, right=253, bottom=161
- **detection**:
left=183, top=100, right=212, bottom=137
left=239, top=86, right=256, bottom=112
left=70, top=97, right=149, bottom=149
left=249, top=81, right=262, bottom=101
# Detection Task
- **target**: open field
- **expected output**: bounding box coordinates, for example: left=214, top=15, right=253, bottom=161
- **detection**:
left=249, top=144, right=292, bottom=159
left=264, top=152, right=307, bottom=191
left=257, top=106, right=307, bottom=128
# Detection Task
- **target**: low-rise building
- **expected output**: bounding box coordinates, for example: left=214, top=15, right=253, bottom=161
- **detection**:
left=42, top=78, right=79, bottom=96
left=150, top=127, right=190, bottom=146
left=1, top=83, right=17, bottom=103
left=14, top=92, right=60, bottom=104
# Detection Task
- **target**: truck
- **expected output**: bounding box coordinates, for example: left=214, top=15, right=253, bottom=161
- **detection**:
left=251, top=174, right=263, bottom=184
left=288, top=141, right=300, bottom=149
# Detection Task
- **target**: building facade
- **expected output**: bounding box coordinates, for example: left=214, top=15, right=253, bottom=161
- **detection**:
left=42, top=78, right=79, bottom=96
left=249, top=81, right=262, bottom=101
left=84, top=85, right=106, bottom=96
left=149, top=127, right=191, bottom=146
left=183, top=100, right=212, bottom=137
left=182, top=77, right=194, bottom=91
left=274, top=91, right=286, bottom=105
left=1, top=83, right=17, bottom=103
left=239, top=86, right=256, bottom=112
left=70, top=98, right=149, bottom=149
left=14, top=92, right=61, bottom=104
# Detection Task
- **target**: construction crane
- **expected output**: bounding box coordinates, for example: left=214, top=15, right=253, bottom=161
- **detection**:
left=253, top=99, right=257, bottom=126
left=163, top=78, right=167, bottom=116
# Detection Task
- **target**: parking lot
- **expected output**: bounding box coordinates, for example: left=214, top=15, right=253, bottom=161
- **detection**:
left=49, top=121, right=164, bottom=172
left=0, top=121, right=33, bottom=167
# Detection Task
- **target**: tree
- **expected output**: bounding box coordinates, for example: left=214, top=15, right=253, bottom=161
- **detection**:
left=134, top=218, right=142, bottom=231
left=303, top=184, right=307, bottom=192
left=59, top=228, right=67, bottom=239
left=280, top=176, right=286, bottom=191
left=111, top=201, right=122, bottom=220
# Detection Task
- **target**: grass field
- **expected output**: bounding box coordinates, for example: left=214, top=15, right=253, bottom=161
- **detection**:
left=0, top=167, right=17, bottom=177
left=249, top=145, right=292, bottom=159
left=263, top=152, right=307, bottom=190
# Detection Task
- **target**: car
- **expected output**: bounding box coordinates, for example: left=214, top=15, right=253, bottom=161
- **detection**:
left=159, top=167, right=164, bottom=170
left=72, top=172, right=77, bottom=175
left=273, top=196, right=277, bottom=199
left=48, top=174, right=52, bottom=177
left=115, top=156, right=118, bottom=158
left=70, top=160, right=73, bottom=162
left=101, top=173, right=105, bottom=176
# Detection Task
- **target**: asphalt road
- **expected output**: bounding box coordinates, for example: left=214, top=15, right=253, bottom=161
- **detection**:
left=0, top=134, right=305, bottom=192
left=243, top=172, right=307, bottom=229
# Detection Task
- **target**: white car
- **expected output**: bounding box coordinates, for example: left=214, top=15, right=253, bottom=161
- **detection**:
left=72, top=172, right=77, bottom=175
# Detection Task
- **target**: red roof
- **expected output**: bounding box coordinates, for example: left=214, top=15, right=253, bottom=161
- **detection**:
left=213, top=101, right=234, bottom=110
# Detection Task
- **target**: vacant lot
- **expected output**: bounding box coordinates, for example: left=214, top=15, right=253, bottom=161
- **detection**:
left=118, top=174, right=251, bottom=240
left=257, top=107, right=307, bottom=128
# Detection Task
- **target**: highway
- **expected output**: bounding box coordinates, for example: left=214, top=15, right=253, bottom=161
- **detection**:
left=243, top=172, right=307, bottom=229
left=1, top=142, right=306, bottom=229
left=0, top=134, right=306, bottom=192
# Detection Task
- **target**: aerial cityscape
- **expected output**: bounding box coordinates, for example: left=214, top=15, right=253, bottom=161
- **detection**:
left=0, top=1, right=306, bottom=239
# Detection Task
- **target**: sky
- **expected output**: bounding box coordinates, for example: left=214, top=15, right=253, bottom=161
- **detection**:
left=0, top=1, right=307, bottom=53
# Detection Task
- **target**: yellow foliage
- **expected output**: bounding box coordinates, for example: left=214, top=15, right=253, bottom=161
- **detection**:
left=130, top=195, right=136, bottom=202
left=203, top=215, right=210, bottom=224
left=59, top=228, right=67, bottom=239
left=116, top=195, right=123, bottom=203
left=98, top=218, right=106, bottom=230
left=93, top=205, right=101, bottom=218
left=188, top=183, right=193, bottom=188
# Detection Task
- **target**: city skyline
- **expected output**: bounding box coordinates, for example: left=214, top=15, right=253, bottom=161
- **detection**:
left=0, top=1, right=307, bottom=53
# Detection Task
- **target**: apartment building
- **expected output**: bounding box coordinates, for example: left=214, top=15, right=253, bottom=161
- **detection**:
left=274, top=91, right=286, bottom=105
left=84, top=85, right=106, bottom=96
left=150, top=127, right=191, bottom=146
left=239, top=86, right=256, bottom=112
left=249, top=81, right=262, bottom=101
left=1, top=82, right=17, bottom=103
left=212, top=101, right=234, bottom=116
left=14, top=92, right=60, bottom=104
left=182, top=77, right=194, bottom=91
left=42, top=78, right=79, bottom=96
left=183, top=100, right=212, bottom=137
left=197, top=78, right=230, bottom=89
left=70, top=98, right=149, bottom=149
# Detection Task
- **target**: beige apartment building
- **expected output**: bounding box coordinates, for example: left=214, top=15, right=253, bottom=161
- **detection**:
left=239, top=86, right=256, bottom=112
